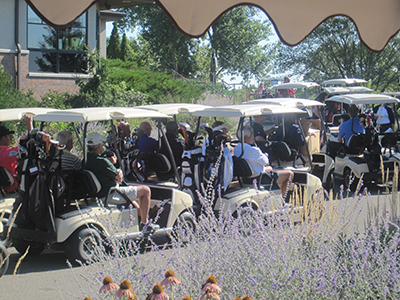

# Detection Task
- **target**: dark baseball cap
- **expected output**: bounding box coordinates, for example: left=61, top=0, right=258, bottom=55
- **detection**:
left=0, top=126, right=15, bottom=138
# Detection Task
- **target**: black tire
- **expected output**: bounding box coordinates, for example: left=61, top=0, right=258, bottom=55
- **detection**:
left=324, top=170, right=335, bottom=192
left=172, top=211, right=196, bottom=243
left=65, top=227, right=102, bottom=265
left=344, top=168, right=358, bottom=191
left=0, top=242, right=9, bottom=278
left=13, top=239, right=45, bottom=256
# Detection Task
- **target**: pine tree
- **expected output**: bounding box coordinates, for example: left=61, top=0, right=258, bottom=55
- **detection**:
left=120, top=33, right=133, bottom=61
left=107, top=22, right=121, bottom=59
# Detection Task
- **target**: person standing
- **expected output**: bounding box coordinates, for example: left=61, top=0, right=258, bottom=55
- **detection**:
left=373, top=103, right=395, bottom=133
left=278, top=76, right=295, bottom=98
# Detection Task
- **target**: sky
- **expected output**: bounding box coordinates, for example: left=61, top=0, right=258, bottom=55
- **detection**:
left=105, top=9, right=279, bottom=87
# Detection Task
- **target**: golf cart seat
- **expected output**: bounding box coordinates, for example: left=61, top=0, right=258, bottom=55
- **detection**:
left=332, top=113, right=350, bottom=126
left=0, top=166, right=14, bottom=189
left=68, top=170, right=101, bottom=201
left=233, top=156, right=259, bottom=186
left=340, top=134, right=365, bottom=156
left=142, top=153, right=172, bottom=175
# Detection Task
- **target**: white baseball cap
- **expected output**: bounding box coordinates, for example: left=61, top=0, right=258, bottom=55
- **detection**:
left=87, top=133, right=106, bottom=147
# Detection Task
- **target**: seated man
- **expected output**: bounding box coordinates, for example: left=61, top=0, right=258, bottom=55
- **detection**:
left=252, top=115, right=278, bottom=152
left=271, top=114, right=314, bottom=168
left=138, top=121, right=158, bottom=153
left=233, top=126, right=293, bottom=198
left=56, top=130, right=82, bottom=171
left=0, top=114, right=33, bottom=193
left=326, top=105, right=365, bottom=159
left=85, top=133, right=159, bottom=232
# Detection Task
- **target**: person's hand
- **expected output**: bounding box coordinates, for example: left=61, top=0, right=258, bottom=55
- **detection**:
left=22, top=113, right=33, bottom=125
left=115, top=168, right=123, bottom=183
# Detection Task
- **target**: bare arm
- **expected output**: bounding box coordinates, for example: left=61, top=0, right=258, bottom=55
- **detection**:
left=22, top=114, right=33, bottom=132
left=115, top=168, right=123, bottom=183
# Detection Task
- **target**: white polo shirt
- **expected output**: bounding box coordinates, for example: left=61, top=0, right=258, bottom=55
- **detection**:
left=233, top=143, right=269, bottom=175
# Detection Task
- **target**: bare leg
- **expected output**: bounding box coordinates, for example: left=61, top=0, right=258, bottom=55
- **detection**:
left=276, top=170, right=293, bottom=197
left=135, top=185, right=151, bottom=223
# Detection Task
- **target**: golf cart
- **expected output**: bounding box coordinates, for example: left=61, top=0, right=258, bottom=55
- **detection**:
left=185, top=103, right=323, bottom=219
left=1, top=107, right=193, bottom=264
left=242, top=98, right=335, bottom=191
left=0, top=107, right=61, bottom=236
left=271, top=81, right=320, bottom=99
left=326, top=93, right=400, bottom=190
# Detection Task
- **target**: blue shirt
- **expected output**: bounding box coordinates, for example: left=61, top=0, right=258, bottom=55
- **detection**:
left=138, top=134, right=158, bottom=153
left=339, top=117, right=365, bottom=146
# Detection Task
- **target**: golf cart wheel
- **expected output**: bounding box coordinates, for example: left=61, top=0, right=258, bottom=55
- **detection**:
left=13, top=239, right=45, bottom=256
left=324, top=170, right=335, bottom=192
left=344, top=168, right=358, bottom=191
left=65, top=227, right=102, bottom=265
left=0, top=242, right=9, bottom=277
left=172, top=211, right=196, bottom=243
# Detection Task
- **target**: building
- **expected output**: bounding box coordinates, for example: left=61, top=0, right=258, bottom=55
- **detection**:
left=0, top=0, right=137, bottom=100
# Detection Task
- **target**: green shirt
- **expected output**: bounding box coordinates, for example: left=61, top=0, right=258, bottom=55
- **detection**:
left=85, top=152, right=118, bottom=198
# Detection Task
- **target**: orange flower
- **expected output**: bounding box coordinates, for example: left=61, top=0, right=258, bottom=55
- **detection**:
left=182, top=297, right=191, bottom=300
left=115, top=280, right=138, bottom=300
left=99, top=276, right=119, bottom=294
left=145, top=284, right=169, bottom=300
left=160, top=270, right=181, bottom=287
left=201, top=276, right=221, bottom=294
left=84, top=298, right=92, bottom=300
left=242, top=297, right=251, bottom=300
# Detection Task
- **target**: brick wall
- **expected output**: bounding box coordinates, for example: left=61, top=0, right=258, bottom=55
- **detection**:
left=1, top=51, right=85, bottom=101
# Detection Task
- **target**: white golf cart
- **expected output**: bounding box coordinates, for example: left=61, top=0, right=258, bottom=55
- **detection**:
left=325, top=93, right=400, bottom=190
left=186, top=103, right=323, bottom=219
left=242, top=98, right=335, bottom=191
left=0, top=107, right=61, bottom=235
left=271, top=81, right=320, bottom=99
left=1, top=107, right=193, bottom=264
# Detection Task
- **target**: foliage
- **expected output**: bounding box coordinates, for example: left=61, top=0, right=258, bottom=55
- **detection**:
left=0, top=66, right=36, bottom=110
left=106, top=59, right=204, bottom=103
left=79, top=186, right=400, bottom=299
left=120, top=5, right=200, bottom=77
left=273, top=17, right=400, bottom=92
left=120, top=32, right=134, bottom=62
left=107, top=22, right=121, bottom=60
left=120, top=5, right=272, bottom=82
left=209, top=6, right=272, bottom=81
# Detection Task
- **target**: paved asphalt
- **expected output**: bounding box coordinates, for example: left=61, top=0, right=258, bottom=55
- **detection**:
left=0, top=181, right=399, bottom=299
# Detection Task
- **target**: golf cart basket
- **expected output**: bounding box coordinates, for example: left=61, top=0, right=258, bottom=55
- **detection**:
left=11, top=130, right=65, bottom=234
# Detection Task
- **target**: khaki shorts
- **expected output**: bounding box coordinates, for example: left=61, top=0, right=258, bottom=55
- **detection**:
left=107, top=185, right=138, bottom=204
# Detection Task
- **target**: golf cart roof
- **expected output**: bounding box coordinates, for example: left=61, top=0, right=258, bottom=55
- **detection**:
left=272, top=82, right=320, bottom=89
left=324, top=86, right=373, bottom=95
left=328, top=93, right=400, bottom=105
left=138, top=103, right=212, bottom=115
left=34, top=107, right=171, bottom=123
left=246, top=98, right=325, bottom=107
left=321, top=78, right=367, bottom=86
left=0, top=107, right=61, bottom=122
left=192, top=103, right=306, bottom=118
left=383, top=92, right=400, bottom=97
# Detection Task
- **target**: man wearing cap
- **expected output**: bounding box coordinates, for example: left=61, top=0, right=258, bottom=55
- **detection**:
left=252, top=115, right=278, bottom=152
left=56, top=130, right=82, bottom=171
left=85, top=133, right=159, bottom=232
left=0, top=114, right=33, bottom=192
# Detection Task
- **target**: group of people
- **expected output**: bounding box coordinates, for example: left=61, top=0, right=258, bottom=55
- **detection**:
left=257, top=76, right=296, bottom=99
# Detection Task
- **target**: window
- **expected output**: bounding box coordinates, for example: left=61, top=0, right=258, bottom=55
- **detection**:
left=28, top=7, right=88, bottom=73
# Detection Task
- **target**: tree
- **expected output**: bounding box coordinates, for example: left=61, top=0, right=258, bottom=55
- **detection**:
left=120, top=32, right=133, bottom=61
left=107, top=22, right=121, bottom=59
left=273, top=17, right=400, bottom=92
left=120, top=5, right=272, bottom=81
